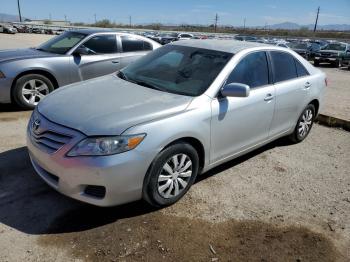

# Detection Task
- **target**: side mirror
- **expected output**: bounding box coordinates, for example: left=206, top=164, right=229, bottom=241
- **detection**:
left=73, top=46, right=90, bottom=56
left=220, top=83, right=250, bottom=98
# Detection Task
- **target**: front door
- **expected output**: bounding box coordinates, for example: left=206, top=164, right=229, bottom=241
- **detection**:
left=210, top=51, right=275, bottom=163
left=71, top=34, right=122, bottom=81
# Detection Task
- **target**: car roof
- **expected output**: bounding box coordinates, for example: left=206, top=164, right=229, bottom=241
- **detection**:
left=69, top=28, right=117, bottom=35
left=171, top=39, right=272, bottom=54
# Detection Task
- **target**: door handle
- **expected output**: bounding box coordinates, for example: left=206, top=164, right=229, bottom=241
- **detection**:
left=111, top=60, right=119, bottom=64
left=304, top=82, right=312, bottom=89
left=264, top=94, right=274, bottom=101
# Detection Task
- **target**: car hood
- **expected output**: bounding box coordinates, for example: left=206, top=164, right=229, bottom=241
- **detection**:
left=38, top=74, right=193, bottom=136
left=0, top=48, right=56, bottom=63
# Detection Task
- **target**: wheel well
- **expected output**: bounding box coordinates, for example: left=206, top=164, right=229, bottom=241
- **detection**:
left=11, top=70, right=59, bottom=98
left=165, top=137, right=205, bottom=173
left=309, top=99, right=319, bottom=115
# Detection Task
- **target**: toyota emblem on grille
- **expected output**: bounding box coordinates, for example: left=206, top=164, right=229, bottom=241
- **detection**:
left=32, top=119, right=41, bottom=133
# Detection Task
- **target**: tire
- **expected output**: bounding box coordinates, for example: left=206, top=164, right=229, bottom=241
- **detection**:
left=288, top=104, right=316, bottom=143
left=314, top=60, right=319, bottom=67
left=12, top=74, right=54, bottom=109
left=333, top=60, right=341, bottom=68
left=143, top=142, right=199, bottom=207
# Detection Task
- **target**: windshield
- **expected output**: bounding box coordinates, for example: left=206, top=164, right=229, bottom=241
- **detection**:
left=287, top=42, right=308, bottom=49
left=322, top=43, right=346, bottom=51
left=119, top=45, right=233, bottom=96
left=37, top=31, right=86, bottom=54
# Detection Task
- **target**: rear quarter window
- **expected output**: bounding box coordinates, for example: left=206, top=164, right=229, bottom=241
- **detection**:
left=294, top=59, right=309, bottom=77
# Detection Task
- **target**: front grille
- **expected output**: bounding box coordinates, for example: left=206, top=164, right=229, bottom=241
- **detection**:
left=84, top=185, right=106, bottom=199
left=31, top=130, right=72, bottom=154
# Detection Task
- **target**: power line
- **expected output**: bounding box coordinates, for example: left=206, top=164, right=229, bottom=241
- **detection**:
left=314, top=6, right=320, bottom=32
left=17, top=0, right=22, bottom=22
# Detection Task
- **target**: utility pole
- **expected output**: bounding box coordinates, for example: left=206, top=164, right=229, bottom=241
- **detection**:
left=214, top=13, right=219, bottom=33
left=129, top=16, right=132, bottom=27
left=94, top=13, right=97, bottom=23
left=17, top=0, right=22, bottom=22
left=49, top=13, right=52, bottom=21
left=64, top=15, right=67, bottom=23
left=243, top=18, right=246, bottom=31
left=313, top=6, right=320, bottom=32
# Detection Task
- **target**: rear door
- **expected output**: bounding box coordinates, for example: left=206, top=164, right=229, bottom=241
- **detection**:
left=71, top=34, right=122, bottom=81
left=210, top=51, right=276, bottom=163
left=119, top=35, right=153, bottom=68
left=268, top=51, right=311, bottom=136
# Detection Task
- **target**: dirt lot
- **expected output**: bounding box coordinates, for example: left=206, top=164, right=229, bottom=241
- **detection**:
left=0, top=106, right=349, bottom=261
left=0, top=33, right=350, bottom=261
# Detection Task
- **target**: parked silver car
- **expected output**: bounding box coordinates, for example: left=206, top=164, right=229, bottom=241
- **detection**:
left=0, top=29, right=160, bottom=108
left=27, top=40, right=326, bottom=207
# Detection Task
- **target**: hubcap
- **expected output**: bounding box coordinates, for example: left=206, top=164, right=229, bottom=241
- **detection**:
left=298, top=109, right=313, bottom=138
left=157, top=154, right=192, bottom=199
left=21, top=79, right=50, bottom=106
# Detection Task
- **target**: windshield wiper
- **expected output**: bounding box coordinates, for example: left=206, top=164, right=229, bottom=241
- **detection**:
left=133, top=80, right=164, bottom=91
left=117, top=71, right=129, bottom=80
left=117, top=72, right=163, bottom=92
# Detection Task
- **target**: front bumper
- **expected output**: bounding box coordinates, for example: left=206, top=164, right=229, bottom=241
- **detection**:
left=0, top=77, right=13, bottom=103
left=314, top=57, right=338, bottom=63
left=26, top=114, right=154, bottom=207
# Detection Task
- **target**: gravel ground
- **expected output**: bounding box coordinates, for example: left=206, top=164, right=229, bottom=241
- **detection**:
left=0, top=106, right=349, bottom=261
left=0, top=33, right=349, bottom=121
left=316, top=66, right=350, bottom=121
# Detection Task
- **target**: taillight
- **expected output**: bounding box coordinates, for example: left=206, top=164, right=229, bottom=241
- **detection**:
left=325, top=77, right=328, bottom=87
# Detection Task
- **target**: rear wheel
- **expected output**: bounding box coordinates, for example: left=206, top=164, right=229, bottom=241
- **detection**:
left=143, top=142, right=199, bottom=207
left=313, top=60, right=319, bottom=66
left=12, top=74, right=54, bottom=109
left=288, top=104, right=315, bottom=143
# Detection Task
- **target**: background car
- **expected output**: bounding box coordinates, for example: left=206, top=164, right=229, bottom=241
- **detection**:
left=0, top=29, right=160, bottom=109
left=0, top=24, right=17, bottom=34
left=286, top=42, right=311, bottom=59
left=314, top=42, right=350, bottom=67
left=177, top=33, right=194, bottom=40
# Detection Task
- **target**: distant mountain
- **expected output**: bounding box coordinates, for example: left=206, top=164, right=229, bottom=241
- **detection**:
left=268, top=22, right=301, bottom=30
left=0, top=13, right=24, bottom=22
left=266, top=22, right=350, bottom=31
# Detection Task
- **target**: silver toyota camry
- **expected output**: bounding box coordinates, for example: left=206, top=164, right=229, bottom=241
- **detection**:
left=27, top=40, right=326, bottom=207
left=0, top=29, right=160, bottom=109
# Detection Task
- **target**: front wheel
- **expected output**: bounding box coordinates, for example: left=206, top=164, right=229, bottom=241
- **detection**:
left=143, top=142, right=199, bottom=207
left=12, top=74, right=54, bottom=109
left=288, top=104, right=315, bottom=143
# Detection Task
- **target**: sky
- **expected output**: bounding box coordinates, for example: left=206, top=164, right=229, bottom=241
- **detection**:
left=1, top=0, right=350, bottom=26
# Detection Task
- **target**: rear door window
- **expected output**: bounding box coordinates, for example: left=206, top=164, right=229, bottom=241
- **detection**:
left=226, top=51, right=269, bottom=88
left=121, top=36, right=152, bottom=52
left=270, top=51, right=298, bottom=83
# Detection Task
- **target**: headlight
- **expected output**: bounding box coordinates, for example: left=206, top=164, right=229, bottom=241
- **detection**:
left=67, top=134, right=146, bottom=157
